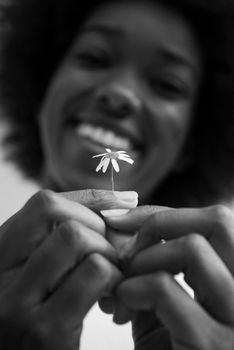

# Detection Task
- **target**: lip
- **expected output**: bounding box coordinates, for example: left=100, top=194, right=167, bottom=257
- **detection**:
left=63, top=105, right=145, bottom=151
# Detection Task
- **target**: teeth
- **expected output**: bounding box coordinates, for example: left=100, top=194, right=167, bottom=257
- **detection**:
left=77, top=124, right=93, bottom=138
left=76, top=123, right=132, bottom=150
left=104, top=131, right=115, bottom=145
left=95, top=127, right=104, bottom=139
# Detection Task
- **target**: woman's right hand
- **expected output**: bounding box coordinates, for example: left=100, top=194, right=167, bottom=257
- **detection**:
left=0, top=189, right=137, bottom=349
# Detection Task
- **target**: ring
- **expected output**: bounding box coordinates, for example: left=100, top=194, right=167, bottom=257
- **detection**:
left=159, top=232, right=166, bottom=244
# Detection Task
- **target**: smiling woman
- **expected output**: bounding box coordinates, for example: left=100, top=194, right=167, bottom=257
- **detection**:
left=36, top=0, right=202, bottom=200
left=1, top=0, right=234, bottom=207
left=0, top=0, right=234, bottom=349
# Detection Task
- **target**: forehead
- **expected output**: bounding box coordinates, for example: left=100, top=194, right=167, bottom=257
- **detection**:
left=82, top=1, right=201, bottom=63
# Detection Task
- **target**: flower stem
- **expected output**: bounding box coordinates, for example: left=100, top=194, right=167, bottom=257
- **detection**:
left=111, top=166, right=114, bottom=191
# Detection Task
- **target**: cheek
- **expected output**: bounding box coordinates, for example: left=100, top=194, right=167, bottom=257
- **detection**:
left=52, top=60, right=97, bottom=93
left=43, top=60, right=95, bottom=105
left=163, top=104, right=193, bottom=145
left=39, top=68, right=84, bottom=139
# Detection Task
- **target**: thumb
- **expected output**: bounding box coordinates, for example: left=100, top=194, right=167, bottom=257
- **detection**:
left=58, top=189, right=138, bottom=212
left=102, top=205, right=171, bottom=259
left=102, top=204, right=170, bottom=232
left=131, top=311, right=170, bottom=348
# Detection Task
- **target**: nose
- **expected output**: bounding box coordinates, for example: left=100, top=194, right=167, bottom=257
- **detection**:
left=95, top=84, right=142, bottom=119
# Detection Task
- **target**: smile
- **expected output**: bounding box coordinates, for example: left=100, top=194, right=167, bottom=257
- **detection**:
left=76, top=123, right=132, bottom=150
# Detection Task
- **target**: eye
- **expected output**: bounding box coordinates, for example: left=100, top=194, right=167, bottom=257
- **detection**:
left=149, top=76, right=190, bottom=100
left=75, top=48, right=111, bottom=69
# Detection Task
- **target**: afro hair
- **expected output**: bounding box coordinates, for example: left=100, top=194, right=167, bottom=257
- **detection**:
left=1, top=0, right=234, bottom=206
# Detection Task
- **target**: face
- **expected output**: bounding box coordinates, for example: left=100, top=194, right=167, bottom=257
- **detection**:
left=38, top=0, right=202, bottom=201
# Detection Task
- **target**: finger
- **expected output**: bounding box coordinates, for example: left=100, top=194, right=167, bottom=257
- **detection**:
left=32, top=190, right=106, bottom=233
left=117, top=272, right=218, bottom=348
left=13, top=220, right=118, bottom=304
left=99, top=296, right=133, bottom=337
left=130, top=311, right=168, bottom=348
left=0, top=189, right=138, bottom=272
left=102, top=205, right=170, bottom=232
left=112, top=298, right=134, bottom=325
left=0, top=190, right=106, bottom=272
left=123, top=205, right=234, bottom=274
left=103, top=205, right=169, bottom=258
left=59, top=189, right=138, bottom=211
left=126, top=233, right=234, bottom=324
left=98, top=296, right=115, bottom=314
left=45, top=253, right=122, bottom=327
left=106, top=228, right=138, bottom=257
left=106, top=206, right=202, bottom=256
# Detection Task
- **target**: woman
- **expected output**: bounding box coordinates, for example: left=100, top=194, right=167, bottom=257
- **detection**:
left=0, top=0, right=234, bottom=348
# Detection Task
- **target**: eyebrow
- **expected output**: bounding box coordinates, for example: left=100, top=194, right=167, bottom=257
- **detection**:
left=79, top=23, right=200, bottom=76
left=79, top=24, right=123, bottom=39
left=158, top=50, right=200, bottom=77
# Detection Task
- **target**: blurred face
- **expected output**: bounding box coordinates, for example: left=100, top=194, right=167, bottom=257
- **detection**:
left=38, top=1, right=202, bottom=201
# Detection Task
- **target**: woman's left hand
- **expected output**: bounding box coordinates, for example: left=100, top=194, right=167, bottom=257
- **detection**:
left=105, top=204, right=234, bottom=350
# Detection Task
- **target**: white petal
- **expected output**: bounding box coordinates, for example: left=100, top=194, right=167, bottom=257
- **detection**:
left=111, top=159, right=120, bottom=172
left=118, top=154, right=131, bottom=159
left=117, top=151, right=127, bottom=154
left=118, top=154, right=133, bottom=160
left=102, top=158, right=110, bottom=173
left=92, top=152, right=108, bottom=158
left=96, top=159, right=105, bottom=172
left=106, top=148, right=112, bottom=153
left=121, top=157, right=134, bottom=165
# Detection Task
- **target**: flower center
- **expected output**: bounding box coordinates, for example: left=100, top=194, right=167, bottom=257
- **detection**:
left=106, top=152, right=120, bottom=159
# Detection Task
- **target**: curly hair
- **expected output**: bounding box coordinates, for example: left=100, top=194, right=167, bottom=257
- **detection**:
left=1, top=0, right=234, bottom=206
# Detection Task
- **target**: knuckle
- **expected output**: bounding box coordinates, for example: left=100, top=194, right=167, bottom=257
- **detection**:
left=181, top=232, right=207, bottom=253
left=30, top=318, right=48, bottom=339
left=141, top=205, right=159, bottom=217
left=0, top=294, right=27, bottom=324
left=194, top=323, right=232, bottom=350
left=0, top=298, right=13, bottom=322
left=88, top=189, right=118, bottom=209
left=142, top=206, right=170, bottom=222
left=26, top=311, right=70, bottom=348
left=153, top=272, right=173, bottom=297
left=26, top=317, right=54, bottom=348
left=78, top=189, right=114, bottom=210
left=56, top=220, right=84, bottom=247
left=31, top=190, right=59, bottom=213
left=142, top=211, right=163, bottom=241
left=85, top=253, right=112, bottom=286
left=207, top=204, right=233, bottom=229
left=83, top=189, right=104, bottom=203
left=89, top=188, right=105, bottom=201
left=211, top=325, right=234, bottom=350
left=149, top=212, right=160, bottom=228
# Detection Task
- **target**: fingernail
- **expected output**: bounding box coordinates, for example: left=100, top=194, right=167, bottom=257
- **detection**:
left=114, top=191, right=138, bottom=204
left=113, top=301, right=133, bottom=325
left=101, top=209, right=130, bottom=217
left=119, top=233, right=137, bottom=276
left=118, top=233, right=138, bottom=260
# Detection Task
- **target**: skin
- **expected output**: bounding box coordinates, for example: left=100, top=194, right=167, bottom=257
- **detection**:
left=0, top=189, right=138, bottom=349
left=38, top=1, right=202, bottom=201
left=105, top=205, right=234, bottom=349
left=1, top=1, right=234, bottom=350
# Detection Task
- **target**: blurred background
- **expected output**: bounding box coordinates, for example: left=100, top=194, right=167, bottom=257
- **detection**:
left=0, top=123, right=134, bottom=350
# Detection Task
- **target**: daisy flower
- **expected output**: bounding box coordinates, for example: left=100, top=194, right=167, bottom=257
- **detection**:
left=92, top=148, right=134, bottom=190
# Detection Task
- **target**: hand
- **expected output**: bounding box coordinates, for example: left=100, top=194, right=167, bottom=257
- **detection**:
left=105, top=204, right=234, bottom=350
left=0, top=189, right=138, bottom=349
